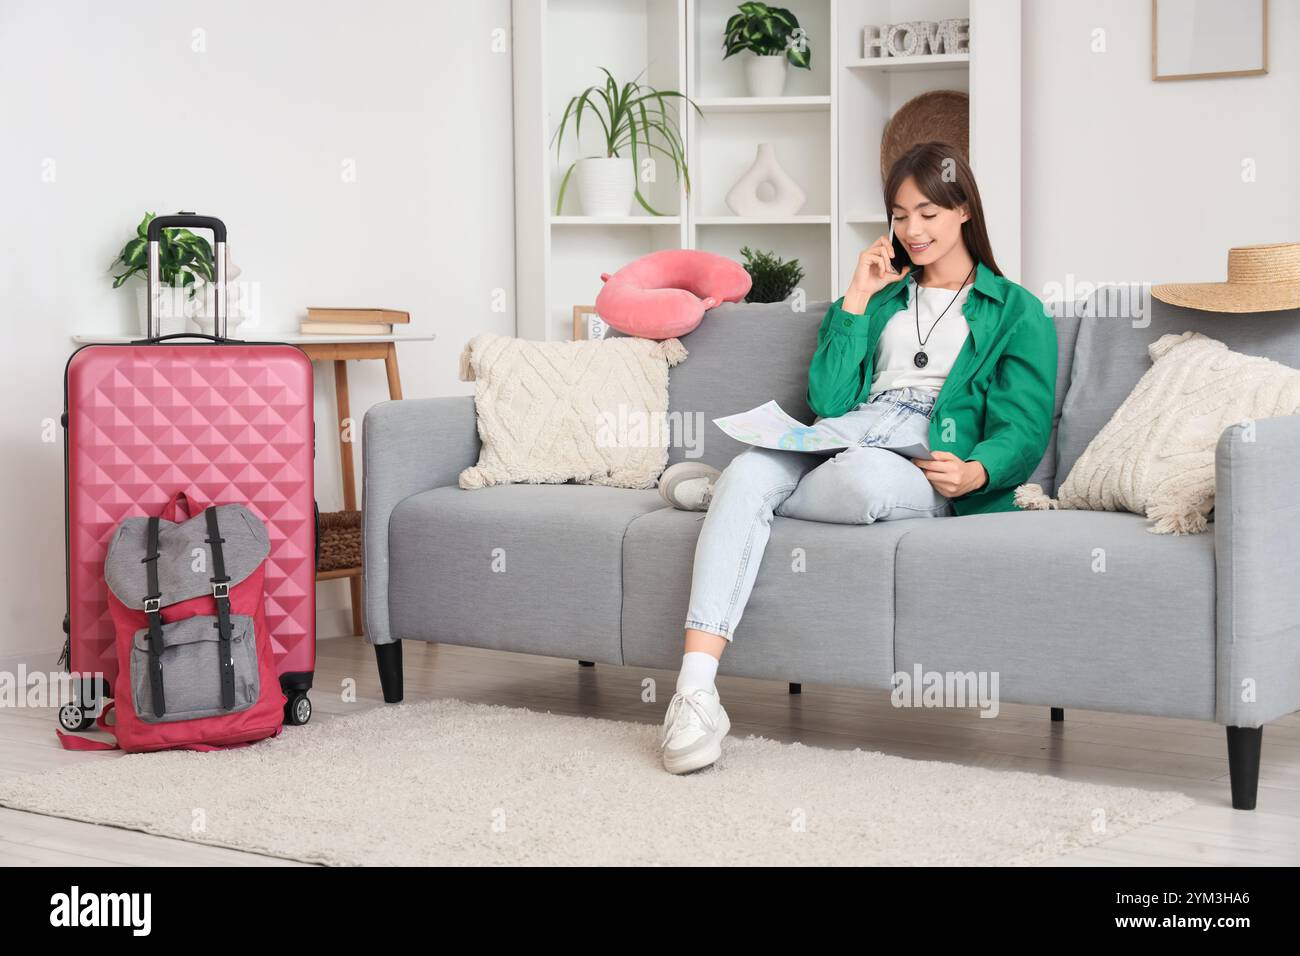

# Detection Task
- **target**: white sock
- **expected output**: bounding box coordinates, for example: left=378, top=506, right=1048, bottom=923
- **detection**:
left=676, top=651, right=719, bottom=694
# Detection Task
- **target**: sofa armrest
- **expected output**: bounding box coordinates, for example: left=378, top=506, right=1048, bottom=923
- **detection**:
left=1214, top=414, right=1300, bottom=727
left=361, top=395, right=480, bottom=645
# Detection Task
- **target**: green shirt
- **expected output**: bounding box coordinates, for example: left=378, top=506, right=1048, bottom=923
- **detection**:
left=806, top=261, right=1058, bottom=517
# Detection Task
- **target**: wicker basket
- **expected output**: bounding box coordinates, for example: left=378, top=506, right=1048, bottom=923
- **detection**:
left=317, top=509, right=362, bottom=572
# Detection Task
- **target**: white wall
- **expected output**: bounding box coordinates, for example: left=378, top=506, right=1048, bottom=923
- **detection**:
left=4, top=0, right=1294, bottom=660
left=1022, top=0, right=1299, bottom=300
left=0, top=0, right=516, bottom=657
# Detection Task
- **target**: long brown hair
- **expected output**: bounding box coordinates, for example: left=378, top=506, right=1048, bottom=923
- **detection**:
left=883, top=141, right=1002, bottom=280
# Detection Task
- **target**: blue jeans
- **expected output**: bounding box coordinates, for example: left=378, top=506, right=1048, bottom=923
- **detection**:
left=683, top=385, right=953, bottom=642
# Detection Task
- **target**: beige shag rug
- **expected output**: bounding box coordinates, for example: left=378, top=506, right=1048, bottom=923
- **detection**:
left=0, top=699, right=1194, bottom=866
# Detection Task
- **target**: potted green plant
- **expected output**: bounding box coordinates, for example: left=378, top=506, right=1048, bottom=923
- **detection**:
left=110, top=212, right=214, bottom=334
left=740, top=245, right=804, bottom=303
left=551, top=67, right=701, bottom=217
left=723, top=3, right=812, bottom=98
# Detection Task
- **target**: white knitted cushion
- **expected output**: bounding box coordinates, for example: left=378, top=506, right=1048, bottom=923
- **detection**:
left=1015, top=331, right=1300, bottom=534
left=456, top=332, right=688, bottom=490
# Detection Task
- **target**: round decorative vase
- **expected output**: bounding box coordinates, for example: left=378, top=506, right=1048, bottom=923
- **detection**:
left=724, top=143, right=807, bottom=217
left=191, top=259, right=245, bottom=335
left=745, top=53, right=789, bottom=97
left=134, top=283, right=192, bottom=337
left=575, top=157, right=636, bottom=217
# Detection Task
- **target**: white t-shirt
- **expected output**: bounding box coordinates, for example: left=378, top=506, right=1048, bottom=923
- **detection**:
left=868, top=280, right=972, bottom=398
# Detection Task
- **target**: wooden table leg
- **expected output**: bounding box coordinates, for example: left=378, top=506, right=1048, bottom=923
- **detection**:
left=333, top=359, right=363, bottom=637
left=384, top=342, right=403, bottom=400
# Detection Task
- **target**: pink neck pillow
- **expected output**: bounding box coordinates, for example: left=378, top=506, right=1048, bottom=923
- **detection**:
left=595, top=249, right=752, bottom=339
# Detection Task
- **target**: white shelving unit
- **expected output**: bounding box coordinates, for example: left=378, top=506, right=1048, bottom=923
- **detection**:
left=695, top=95, right=832, bottom=111
left=843, top=51, right=970, bottom=71
left=551, top=216, right=684, bottom=226
left=513, top=0, right=1020, bottom=341
left=695, top=215, right=833, bottom=224
left=686, top=0, right=835, bottom=311
left=513, top=0, right=688, bottom=342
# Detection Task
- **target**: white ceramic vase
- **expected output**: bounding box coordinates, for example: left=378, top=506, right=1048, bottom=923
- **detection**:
left=725, top=143, right=807, bottom=217
left=134, top=283, right=192, bottom=337
left=576, top=156, right=636, bottom=217
left=191, top=258, right=245, bottom=335
left=745, top=53, right=789, bottom=97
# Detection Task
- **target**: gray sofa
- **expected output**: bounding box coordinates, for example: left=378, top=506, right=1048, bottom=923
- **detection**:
left=362, top=295, right=1300, bottom=811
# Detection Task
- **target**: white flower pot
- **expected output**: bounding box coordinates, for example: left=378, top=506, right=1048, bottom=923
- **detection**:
left=134, top=284, right=194, bottom=337
left=745, top=53, right=789, bottom=98
left=575, top=156, right=636, bottom=217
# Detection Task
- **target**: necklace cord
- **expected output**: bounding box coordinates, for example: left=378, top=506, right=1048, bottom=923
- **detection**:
left=914, top=261, right=977, bottom=347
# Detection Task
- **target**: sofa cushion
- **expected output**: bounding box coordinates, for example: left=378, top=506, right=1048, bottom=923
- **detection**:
left=388, top=484, right=666, bottom=663
left=1023, top=300, right=1084, bottom=496
left=621, top=506, right=928, bottom=687
left=612, top=297, right=1084, bottom=495
left=455, top=332, right=688, bottom=490
left=894, top=510, right=1216, bottom=720
left=1023, top=331, right=1300, bottom=533
left=1058, top=296, right=1300, bottom=482
left=612, top=300, right=829, bottom=471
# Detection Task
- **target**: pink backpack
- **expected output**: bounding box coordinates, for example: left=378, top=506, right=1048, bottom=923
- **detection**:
left=59, top=492, right=285, bottom=752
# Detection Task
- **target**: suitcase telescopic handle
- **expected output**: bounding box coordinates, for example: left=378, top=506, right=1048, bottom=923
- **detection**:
left=146, top=213, right=228, bottom=341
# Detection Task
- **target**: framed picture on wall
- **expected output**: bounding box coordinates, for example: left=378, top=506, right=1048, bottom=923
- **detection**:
left=1152, top=0, right=1268, bottom=81
left=572, top=305, right=609, bottom=340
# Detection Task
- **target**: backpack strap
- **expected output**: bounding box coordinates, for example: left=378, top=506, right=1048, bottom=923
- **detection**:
left=204, top=507, right=237, bottom=711
left=142, top=516, right=167, bottom=718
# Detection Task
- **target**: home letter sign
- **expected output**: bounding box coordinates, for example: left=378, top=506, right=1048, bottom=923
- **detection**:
left=862, top=18, right=970, bottom=58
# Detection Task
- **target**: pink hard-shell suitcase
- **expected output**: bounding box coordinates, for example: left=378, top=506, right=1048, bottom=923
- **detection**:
left=60, top=214, right=316, bottom=731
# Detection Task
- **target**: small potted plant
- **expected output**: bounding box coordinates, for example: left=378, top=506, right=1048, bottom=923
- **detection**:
left=110, top=212, right=214, bottom=335
left=723, top=3, right=812, bottom=98
left=551, top=67, right=701, bottom=217
left=740, top=245, right=805, bottom=303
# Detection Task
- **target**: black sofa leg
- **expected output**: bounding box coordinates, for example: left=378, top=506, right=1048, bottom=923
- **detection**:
left=375, top=640, right=404, bottom=704
left=789, top=682, right=801, bottom=695
left=1051, top=707, right=1064, bottom=722
left=578, top=660, right=595, bottom=667
left=1226, top=726, right=1262, bottom=811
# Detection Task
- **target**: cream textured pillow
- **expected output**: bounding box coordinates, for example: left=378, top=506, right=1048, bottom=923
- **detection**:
left=1015, top=331, right=1300, bottom=534
left=456, top=332, right=688, bottom=490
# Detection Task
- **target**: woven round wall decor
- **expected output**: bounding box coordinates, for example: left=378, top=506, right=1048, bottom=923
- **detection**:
left=879, top=89, right=970, bottom=182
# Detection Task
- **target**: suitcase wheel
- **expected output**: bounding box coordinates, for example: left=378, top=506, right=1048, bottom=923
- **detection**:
left=57, top=702, right=94, bottom=732
left=285, top=692, right=312, bottom=727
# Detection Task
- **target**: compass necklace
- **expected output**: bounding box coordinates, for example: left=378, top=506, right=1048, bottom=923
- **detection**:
left=912, top=261, right=977, bottom=369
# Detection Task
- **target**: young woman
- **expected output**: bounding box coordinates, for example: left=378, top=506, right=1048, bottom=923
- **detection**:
left=655, top=141, right=1058, bottom=774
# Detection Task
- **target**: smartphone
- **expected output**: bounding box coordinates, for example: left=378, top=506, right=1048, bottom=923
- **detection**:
left=885, top=213, right=898, bottom=274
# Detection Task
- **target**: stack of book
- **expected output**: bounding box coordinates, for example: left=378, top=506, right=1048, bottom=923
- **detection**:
left=300, top=307, right=411, bottom=335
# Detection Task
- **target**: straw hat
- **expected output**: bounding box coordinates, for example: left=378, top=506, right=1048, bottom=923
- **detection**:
left=1151, top=242, right=1300, bottom=313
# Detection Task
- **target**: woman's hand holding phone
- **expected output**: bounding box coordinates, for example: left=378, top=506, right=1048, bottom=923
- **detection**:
left=842, top=234, right=910, bottom=315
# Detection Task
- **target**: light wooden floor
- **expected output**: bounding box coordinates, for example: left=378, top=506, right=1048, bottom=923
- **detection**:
left=3, top=637, right=1299, bottom=866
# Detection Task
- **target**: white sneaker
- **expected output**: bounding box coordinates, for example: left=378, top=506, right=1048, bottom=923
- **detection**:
left=658, top=462, right=722, bottom=512
left=660, top=686, right=731, bottom=774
